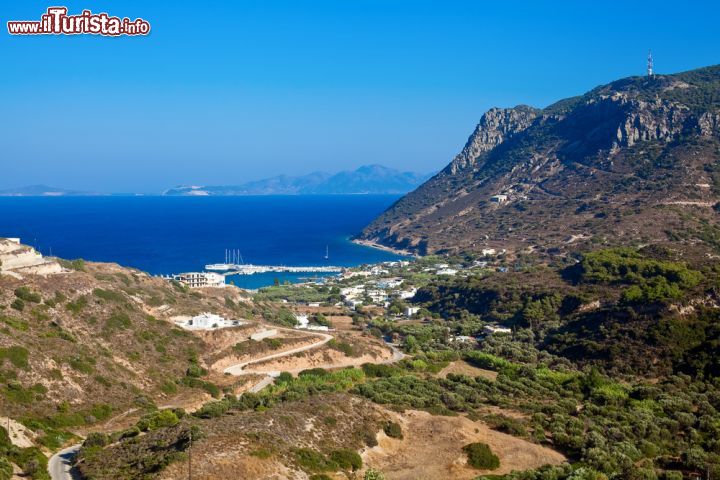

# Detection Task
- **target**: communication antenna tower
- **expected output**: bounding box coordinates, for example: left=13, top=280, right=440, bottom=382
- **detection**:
left=647, top=50, right=654, bottom=77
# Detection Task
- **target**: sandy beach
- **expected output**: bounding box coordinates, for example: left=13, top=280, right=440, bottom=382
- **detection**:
left=352, top=237, right=416, bottom=257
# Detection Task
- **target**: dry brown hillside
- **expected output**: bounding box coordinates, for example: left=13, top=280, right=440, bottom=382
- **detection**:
left=0, top=256, right=253, bottom=434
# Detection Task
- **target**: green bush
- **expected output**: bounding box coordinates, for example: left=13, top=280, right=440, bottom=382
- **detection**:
left=104, top=310, right=131, bottom=332
left=0, top=346, right=29, bottom=369
left=14, top=287, right=41, bottom=303
left=0, top=457, right=11, bottom=480
left=65, top=296, right=88, bottom=314
left=59, top=258, right=85, bottom=271
left=10, top=299, right=24, bottom=312
left=463, top=442, right=500, bottom=470
left=295, top=448, right=335, bottom=472
left=93, top=288, right=125, bottom=303
left=383, top=421, right=403, bottom=439
left=83, top=432, right=109, bottom=448
left=263, top=338, right=282, bottom=350
left=364, top=469, right=386, bottom=480
left=329, top=449, right=362, bottom=471
left=137, top=410, right=179, bottom=431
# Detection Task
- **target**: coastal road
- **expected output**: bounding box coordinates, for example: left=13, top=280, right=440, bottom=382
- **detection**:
left=48, top=444, right=82, bottom=480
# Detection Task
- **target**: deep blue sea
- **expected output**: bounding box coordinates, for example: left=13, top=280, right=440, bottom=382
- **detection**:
left=0, top=195, right=403, bottom=288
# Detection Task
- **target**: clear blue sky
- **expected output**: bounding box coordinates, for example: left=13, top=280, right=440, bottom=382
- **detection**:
left=1, top=0, right=718, bottom=192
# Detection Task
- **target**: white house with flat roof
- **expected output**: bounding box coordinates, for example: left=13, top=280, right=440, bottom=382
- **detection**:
left=174, top=272, right=225, bottom=288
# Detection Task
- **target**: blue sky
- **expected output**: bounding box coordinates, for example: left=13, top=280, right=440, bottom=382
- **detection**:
left=1, top=1, right=719, bottom=192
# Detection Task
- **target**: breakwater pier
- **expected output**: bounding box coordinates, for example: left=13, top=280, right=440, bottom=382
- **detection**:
left=205, top=263, right=344, bottom=276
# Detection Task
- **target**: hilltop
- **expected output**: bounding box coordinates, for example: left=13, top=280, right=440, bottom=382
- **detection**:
left=359, top=65, right=720, bottom=256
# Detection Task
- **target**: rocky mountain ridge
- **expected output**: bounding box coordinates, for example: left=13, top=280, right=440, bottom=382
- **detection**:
left=359, top=65, right=720, bottom=256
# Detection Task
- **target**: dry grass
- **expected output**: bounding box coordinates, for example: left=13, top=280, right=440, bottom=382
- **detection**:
left=362, top=409, right=566, bottom=479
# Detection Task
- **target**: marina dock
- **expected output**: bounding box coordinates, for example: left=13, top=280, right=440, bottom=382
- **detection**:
left=206, top=249, right=344, bottom=276
left=205, top=263, right=344, bottom=276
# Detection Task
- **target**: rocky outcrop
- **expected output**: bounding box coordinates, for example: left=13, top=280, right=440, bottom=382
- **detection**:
left=699, top=111, right=720, bottom=137
left=447, top=106, right=539, bottom=174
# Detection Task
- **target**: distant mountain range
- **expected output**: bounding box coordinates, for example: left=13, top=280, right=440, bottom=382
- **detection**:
left=163, top=165, right=432, bottom=196
left=0, top=166, right=432, bottom=197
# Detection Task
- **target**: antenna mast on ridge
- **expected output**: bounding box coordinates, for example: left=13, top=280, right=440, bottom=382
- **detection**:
left=647, top=50, right=654, bottom=77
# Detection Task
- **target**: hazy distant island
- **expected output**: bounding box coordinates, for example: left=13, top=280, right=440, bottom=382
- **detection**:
left=0, top=185, right=99, bottom=197
left=162, top=164, right=433, bottom=196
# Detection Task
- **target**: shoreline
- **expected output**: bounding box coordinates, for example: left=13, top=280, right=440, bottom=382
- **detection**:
left=351, top=238, right=416, bottom=257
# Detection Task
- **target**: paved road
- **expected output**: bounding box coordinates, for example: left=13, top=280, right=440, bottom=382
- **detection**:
left=248, top=375, right=276, bottom=393
left=223, top=330, right=333, bottom=375
left=48, top=444, right=82, bottom=480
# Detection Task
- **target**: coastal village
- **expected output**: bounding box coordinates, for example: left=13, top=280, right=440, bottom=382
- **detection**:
left=166, top=249, right=515, bottom=347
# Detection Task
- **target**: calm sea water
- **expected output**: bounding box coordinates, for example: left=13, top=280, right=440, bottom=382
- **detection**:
left=0, top=195, right=403, bottom=288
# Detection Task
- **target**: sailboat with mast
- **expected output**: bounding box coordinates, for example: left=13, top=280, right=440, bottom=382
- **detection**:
left=206, top=249, right=244, bottom=271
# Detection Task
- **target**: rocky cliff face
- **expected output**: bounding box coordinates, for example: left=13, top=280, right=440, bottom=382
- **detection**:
left=359, top=65, right=720, bottom=256
left=447, top=106, right=539, bottom=174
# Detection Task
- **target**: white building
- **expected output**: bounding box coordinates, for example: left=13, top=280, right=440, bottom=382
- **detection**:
left=483, top=324, right=512, bottom=335
left=437, top=268, right=458, bottom=276
left=405, top=306, right=420, bottom=318
left=294, top=313, right=330, bottom=331
left=0, top=238, right=62, bottom=276
left=176, top=312, right=243, bottom=330
left=490, top=194, right=508, bottom=203
left=295, top=313, right=310, bottom=328
left=344, top=298, right=363, bottom=309
left=450, top=335, right=476, bottom=343
left=398, top=288, right=417, bottom=300
left=174, top=272, right=225, bottom=288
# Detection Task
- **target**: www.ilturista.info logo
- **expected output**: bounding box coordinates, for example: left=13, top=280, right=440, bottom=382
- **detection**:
left=7, top=7, right=150, bottom=36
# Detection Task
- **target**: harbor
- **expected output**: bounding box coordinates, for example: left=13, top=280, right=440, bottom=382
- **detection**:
left=206, top=263, right=344, bottom=276
left=205, top=249, right=344, bottom=276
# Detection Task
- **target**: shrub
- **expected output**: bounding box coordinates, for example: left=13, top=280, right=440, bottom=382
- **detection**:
left=186, top=364, right=207, bottom=378
left=329, top=449, right=362, bottom=471
left=0, top=457, right=11, bottom=480
left=10, top=299, right=24, bottom=312
left=299, top=368, right=329, bottom=377
left=295, top=448, right=335, bottom=472
left=463, top=442, right=500, bottom=470
left=83, top=432, right=109, bottom=448
left=137, top=410, right=179, bottom=431
left=275, top=372, right=293, bottom=384
left=383, top=421, right=403, bottom=439
left=0, top=346, right=29, bottom=369
left=59, top=258, right=85, bottom=271
left=14, top=287, right=41, bottom=303
left=364, top=469, right=386, bottom=480
left=263, top=338, right=282, bottom=350
left=161, top=380, right=178, bottom=395
left=104, top=310, right=131, bottom=332
left=93, top=288, right=125, bottom=303
left=65, top=296, right=88, bottom=314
